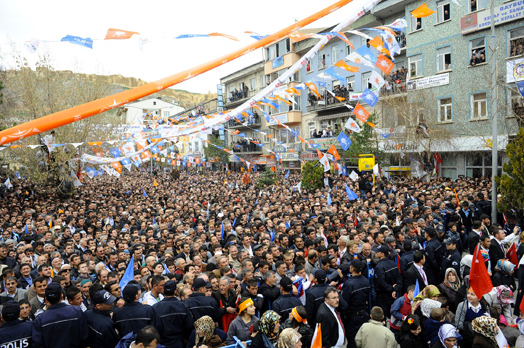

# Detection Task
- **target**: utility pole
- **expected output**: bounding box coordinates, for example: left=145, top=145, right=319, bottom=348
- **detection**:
left=490, top=0, right=498, bottom=223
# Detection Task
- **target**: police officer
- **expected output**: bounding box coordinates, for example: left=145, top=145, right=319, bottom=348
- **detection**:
left=272, top=277, right=302, bottom=322
left=342, top=259, right=371, bottom=348
left=441, top=237, right=461, bottom=280
left=305, top=270, right=329, bottom=325
left=32, top=282, right=89, bottom=348
left=185, top=278, right=219, bottom=323
left=84, top=290, right=119, bottom=348
left=0, top=301, right=32, bottom=347
left=374, top=245, right=401, bottom=318
left=424, top=227, right=443, bottom=285
left=153, top=280, right=192, bottom=348
left=113, top=283, right=156, bottom=338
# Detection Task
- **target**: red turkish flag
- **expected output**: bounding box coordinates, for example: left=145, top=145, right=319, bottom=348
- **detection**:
left=469, top=244, right=493, bottom=298
left=507, top=243, right=518, bottom=269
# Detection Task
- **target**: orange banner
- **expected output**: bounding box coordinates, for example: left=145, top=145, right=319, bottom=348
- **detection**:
left=0, top=0, right=355, bottom=146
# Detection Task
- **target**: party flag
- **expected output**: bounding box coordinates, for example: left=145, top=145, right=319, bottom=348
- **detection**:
left=336, top=131, right=352, bottom=151
left=413, top=279, right=420, bottom=301
left=352, top=103, right=371, bottom=123
left=61, top=35, right=93, bottom=49
left=361, top=88, right=379, bottom=107
left=316, top=149, right=323, bottom=160
left=327, top=192, right=332, bottom=206
left=369, top=70, right=386, bottom=89
left=411, top=3, right=436, bottom=18
left=346, top=52, right=374, bottom=68
left=469, top=244, right=493, bottom=298
left=221, top=222, right=225, bottom=240
left=375, top=54, right=395, bottom=75
left=368, top=36, right=390, bottom=56
left=356, top=46, right=377, bottom=64
left=285, top=170, right=290, bottom=180
left=305, top=82, right=322, bottom=99
left=25, top=224, right=29, bottom=234
left=142, top=188, right=148, bottom=197
left=319, top=155, right=330, bottom=172
left=4, top=178, right=12, bottom=190
left=517, top=80, right=524, bottom=97
left=334, top=32, right=354, bottom=49
left=311, top=322, right=322, bottom=347
left=119, top=255, right=135, bottom=291
left=232, top=217, right=237, bottom=227
left=334, top=60, right=359, bottom=72
left=105, top=28, right=140, bottom=40
left=388, top=18, right=408, bottom=30
left=345, top=118, right=362, bottom=133
left=208, top=32, right=239, bottom=41
left=325, top=67, right=347, bottom=86
left=327, top=145, right=341, bottom=162
left=153, top=180, right=159, bottom=187
left=345, top=184, right=359, bottom=201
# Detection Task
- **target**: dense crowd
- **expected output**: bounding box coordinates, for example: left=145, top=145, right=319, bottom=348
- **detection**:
left=0, top=168, right=522, bottom=348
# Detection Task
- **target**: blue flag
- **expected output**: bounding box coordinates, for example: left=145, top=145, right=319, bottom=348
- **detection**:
left=143, top=188, right=148, bottom=197
left=517, top=80, right=524, bottom=97
left=61, top=35, right=93, bottom=49
left=341, top=166, right=347, bottom=177
left=336, top=131, right=352, bottom=151
left=25, top=224, right=29, bottom=234
left=232, top=217, right=237, bottom=226
left=15, top=171, right=21, bottom=179
left=119, top=255, right=135, bottom=292
left=221, top=222, right=225, bottom=240
left=413, top=279, right=420, bottom=300
left=163, top=263, right=170, bottom=275
left=327, top=192, right=332, bottom=206
left=361, top=88, right=379, bottom=107
left=285, top=170, right=290, bottom=180
left=356, top=46, right=377, bottom=64
left=325, top=67, right=346, bottom=86
left=345, top=184, right=359, bottom=201
left=109, top=147, right=122, bottom=158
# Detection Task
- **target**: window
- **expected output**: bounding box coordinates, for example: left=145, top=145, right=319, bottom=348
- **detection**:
left=438, top=98, right=453, bottom=122
left=332, top=46, right=339, bottom=64
left=291, top=97, right=301, bottom=111
left=408, top=54, right=423, bottom=77
left=308, top=122, right=316, bottom=138
left=260, top=75, right=266, bottom=87
left=266, top=45, right=277, bottom=60
left=250, top=78, right=256, bottom=91
left=347, top=76, right=355, bottom=91
left=471, top=92, right=488, bottom=119
left=469, top=38, right=486, bottom=65
left=436, top=1, right=451, bottom=23
left=468, top=0, right=484, bottom=13
left=466, top=152, right=502, bottom=177
left=163, top=111, right=170, bottom=117
left=292, top=72, right=300, bottom=82
left=410, top=15, right=422, bottom=32
left=508, top=27, right=524, bottom=57
left=436, top=46, right=452, bottom=72
left=318, top=53, right=326, bottom=70
left=508, top=88, right=524, bottom=118
left=346, top=44, right=354, bottom=57
left=362, top=72, right=372, bottom=90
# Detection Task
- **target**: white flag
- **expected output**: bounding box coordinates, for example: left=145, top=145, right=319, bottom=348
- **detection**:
left=319, top=154, right=331, bottom=172
left=373, top=164, right=380, bottom=176
left=4, top=178, right=12, bottom=190
left=345, top=118, right=362, bottom=133
left=346, top=52, right=374, bottom=68
left=349, top=170, right=359, bottom=181
left=369, top=70, right=385, bottom=89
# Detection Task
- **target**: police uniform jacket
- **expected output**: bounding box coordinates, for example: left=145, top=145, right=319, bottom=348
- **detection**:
left=85, top=308, right=119, bottom=348
left=0, top=320, right=32, bottom=347
left=153, top=296, right=192, bottom=348
left=305, top=282, right=328, bottom=325
left=272, top=293, right=302, bottom=322
left=112, top=302, right=156, bottom=338
left=184, top=292, right=219, bottom=322
left=341, top=274, right=370, bottom=313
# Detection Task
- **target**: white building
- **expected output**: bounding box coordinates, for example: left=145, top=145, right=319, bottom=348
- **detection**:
left=125, top=98, right=184, bottom=125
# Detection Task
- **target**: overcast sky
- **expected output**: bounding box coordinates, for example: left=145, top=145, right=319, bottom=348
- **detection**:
left=0, top=0, right=352, bottom=94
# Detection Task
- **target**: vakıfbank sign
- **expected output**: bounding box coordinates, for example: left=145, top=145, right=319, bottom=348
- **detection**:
left=460, top=0, right=524, bottom=34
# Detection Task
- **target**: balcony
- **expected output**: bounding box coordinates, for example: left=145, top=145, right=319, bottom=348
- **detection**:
left=264, top=52, right=300, bottom=75
left=268, top=111, right=302, bottom=126
left=224, top=89, right=259, bottom=107
left=226, top=114, right=262, bottom=129
left=307, top=88, right=355, bottom=112
left=230, top=140, right=263, bottom=154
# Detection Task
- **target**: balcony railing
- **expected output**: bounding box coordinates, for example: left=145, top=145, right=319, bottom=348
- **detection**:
left=224, top=89, right=258, bottom=106
left=307, top=89, right=354, bottom=110
left=227, top=114, right=261, bottom=128
left=230, top=141, right=263, bottom=154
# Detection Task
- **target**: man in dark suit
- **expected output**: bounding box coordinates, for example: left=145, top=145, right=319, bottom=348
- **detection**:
left=468, top=220, right=483, bottom=254
left=489, top=227, right=507, bottom=269
left=402, top=250, right=427, bottom=293
left=315, top=287, right=345, bottom=348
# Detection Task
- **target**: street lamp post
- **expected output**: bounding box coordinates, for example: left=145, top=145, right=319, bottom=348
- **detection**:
left=490, top=0, right=498, bottom=223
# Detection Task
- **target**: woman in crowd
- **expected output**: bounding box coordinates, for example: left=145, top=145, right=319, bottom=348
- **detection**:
left=188, top=316, right=227, bottom=348
left=226, top=297, right=259, bottom=345
left=277, top=328, right=302, bottom=348
left=396, top=314, right=427, bottom=348
left=483, top=285, right=514, bottom=324
left=471, top=316, right=499, bottom=348
left=433, top=324, right=462, bottom=348
left=413, top=285, right=441, bottom=313
left=281, top=306, right=312, bottom=348
left=251, top=310, right=281, bottom=348
left=438, top=268, right=461, bottom=312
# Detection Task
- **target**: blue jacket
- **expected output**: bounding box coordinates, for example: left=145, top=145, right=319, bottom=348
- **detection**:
left=153, top=297, right=192, bottom=348
left=32, top=302, right=89, bottom=348
left=0, top=319, right=32, bottom=347
left=84, top=308, right=119, bottom=348
left=185, top=292, right=219, bottom=323
left=113, top=302, right=156, bottom=338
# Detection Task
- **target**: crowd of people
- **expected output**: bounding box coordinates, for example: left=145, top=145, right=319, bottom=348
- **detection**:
left=229, top=86, right=250, bottom=103
left=0, top=168, right=522, bottom=348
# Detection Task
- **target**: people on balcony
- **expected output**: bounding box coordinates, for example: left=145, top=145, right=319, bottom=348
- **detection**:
left=232, top=138, right=259, bottom=152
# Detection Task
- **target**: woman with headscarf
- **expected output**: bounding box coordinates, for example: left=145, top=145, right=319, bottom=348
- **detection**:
left=483, top=285, right=514, bottom=324
left=455, top=288, right=491, bottom=348
left=471, top=316, right=499, bottom=348
left=251, top=310, right=281, bottom=348
left=281, top=306, right=312, bottom=348
left=188, top=316, right=227, bottom=348
left=492, top=260, right=516, bottom=290
left=227, top=297, right=259, bottom=345
left=277, top=328, right=302, bottom=348
left=396, top=314, right=427, bottom=348
left=413, top=285, right=441, bottom=312
left=433, top=323, right=462, bottom=348
left=438, top=268, right=461, bottom=312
